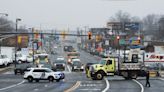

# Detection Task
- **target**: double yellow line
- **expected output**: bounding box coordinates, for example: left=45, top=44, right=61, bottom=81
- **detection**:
left=64, top=81, right=81, bottom=92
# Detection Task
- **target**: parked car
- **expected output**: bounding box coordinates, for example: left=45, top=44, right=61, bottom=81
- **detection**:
left=0, top=54, right=8, bottom=67
left=14, top=63, right=33, bottom=75
left=23, top=68, right=64, bottom=82
left=71, top=58, right=84, bottom=71
left=12, top=53, right=27, bottom=63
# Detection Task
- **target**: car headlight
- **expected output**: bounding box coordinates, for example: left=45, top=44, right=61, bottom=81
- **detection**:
left=68, top=59, right=71, bottom=62
left=63, top=64, right=65, bottom=66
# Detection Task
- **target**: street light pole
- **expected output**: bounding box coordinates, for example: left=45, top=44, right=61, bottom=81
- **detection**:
left=14, top=18, right=21, bottom=67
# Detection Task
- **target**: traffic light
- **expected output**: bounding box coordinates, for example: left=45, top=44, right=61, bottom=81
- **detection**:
left=116, top=35, right=120, bottom=40
left=96, top=35, right=101, bottom=42
left=88, top=32, right=92, bottom=40
left=61, top=31, right=66, bottom=39
left=137, top=36, right=141, bottom=44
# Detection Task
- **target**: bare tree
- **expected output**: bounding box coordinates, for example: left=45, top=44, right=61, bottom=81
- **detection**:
left=110, top=10, right=131, bottom=22
left=142, top=14, right=160, bottom=37
left=159, top=16, right=164, bottom=39
left=0, top=17, right=14, bottom=33
left=110, top=10, right=141, bottom=35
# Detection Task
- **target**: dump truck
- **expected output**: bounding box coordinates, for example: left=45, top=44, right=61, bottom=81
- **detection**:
left=86, top=48, right=144, bottom=80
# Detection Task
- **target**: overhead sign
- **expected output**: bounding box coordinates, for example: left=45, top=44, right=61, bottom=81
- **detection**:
left=129, top=37, right=140, bottom=45
left=105, top=40, right=109, bottom=45
left=119, top=39, right=126, bottom=45
left=124, top=22, right=140, bottom=31
left=107, top=22, right=122, bottom=30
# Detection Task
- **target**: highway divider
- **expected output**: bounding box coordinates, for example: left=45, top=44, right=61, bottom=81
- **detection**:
left=64, top=81, right=81, bottom=92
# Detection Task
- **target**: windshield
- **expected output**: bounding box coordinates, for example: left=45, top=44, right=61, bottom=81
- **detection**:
left=73, top=61, right=81, bottom=65
left=45, top=69, right=53, bottom=72
left=54, top=60, right=65, bottom=63
left=99, top=60, right=106, bottom=65
left=67, top=53, right=79, bottom=57
left=17, top=54, right=22, bottom=57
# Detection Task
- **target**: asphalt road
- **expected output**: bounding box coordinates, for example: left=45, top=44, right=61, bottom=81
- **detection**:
left=0, top=42, right=164, bottom=92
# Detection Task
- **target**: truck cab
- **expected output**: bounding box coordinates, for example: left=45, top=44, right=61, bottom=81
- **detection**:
left=88, top=58, right=115, bottom=80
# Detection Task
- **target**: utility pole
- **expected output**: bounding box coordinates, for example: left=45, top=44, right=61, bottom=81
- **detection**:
left=15, top=18, right=21, bottom=67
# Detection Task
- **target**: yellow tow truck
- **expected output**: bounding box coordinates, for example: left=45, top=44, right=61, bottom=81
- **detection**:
left=86, top=48, right=144, bottom=80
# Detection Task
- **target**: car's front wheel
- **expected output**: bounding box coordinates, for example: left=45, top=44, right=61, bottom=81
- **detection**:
left=27, top=76, right=33, bottom=82
left=48, top=76, right=54, bottom=82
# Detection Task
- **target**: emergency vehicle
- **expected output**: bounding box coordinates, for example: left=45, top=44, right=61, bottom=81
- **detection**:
left=66, top=52, right=80, bottom=64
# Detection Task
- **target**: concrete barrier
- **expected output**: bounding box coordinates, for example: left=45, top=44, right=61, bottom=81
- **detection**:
left=149, top=71, right=157, bottom=77
left=159, top=71, right=164, bottom=77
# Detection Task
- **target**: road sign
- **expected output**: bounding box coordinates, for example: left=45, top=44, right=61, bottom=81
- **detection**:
left=119, top=39, right=126, bottom=45
left=124, top=22, right=139, bottom=31
left=105, top=40, right=109, bottom=45
left=107, top=22, right=122, bottom=30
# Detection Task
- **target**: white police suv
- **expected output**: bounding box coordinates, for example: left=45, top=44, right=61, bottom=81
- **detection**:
left=24, top=68, right=64, bottom=82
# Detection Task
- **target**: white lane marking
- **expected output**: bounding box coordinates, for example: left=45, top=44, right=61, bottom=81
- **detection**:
left=34, top=89, right=39, bottom=91
left=79, top=88, right=101, bottom=91
left=80, top=84, right=103, bottom=87
left=45, top=84, right=48, bottom=87
left=133, top=79, right=144, bottom=92
left=66, top=65, right=71, bottom=73
left=159, top=78, right=164, bottom=81
left=0, top=80, right=25, bottom=91
left=102, top=78, right=110, bottom=92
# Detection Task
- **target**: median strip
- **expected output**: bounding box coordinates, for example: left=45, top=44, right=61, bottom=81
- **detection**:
left=64, top=81, right=81, bottom=92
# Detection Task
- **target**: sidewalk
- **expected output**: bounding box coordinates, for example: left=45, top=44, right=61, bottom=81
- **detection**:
left=0, top=65, right=14, bottom=73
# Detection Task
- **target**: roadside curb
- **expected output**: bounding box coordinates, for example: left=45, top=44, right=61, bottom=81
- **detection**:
left=0, top=66, right=13, bottom=74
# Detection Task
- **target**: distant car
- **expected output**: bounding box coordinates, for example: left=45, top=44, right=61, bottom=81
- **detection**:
left=52, top=59, right=66, bottom=71
left=23, top=68, right=64, bottom=82
left=71, top=59, right=84, bottom=71
left=14, top=63, right=33, bottom=75
left=56, top=56, right=65, bottom=60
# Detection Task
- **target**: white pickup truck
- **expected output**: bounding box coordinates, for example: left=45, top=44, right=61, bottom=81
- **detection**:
left=12, top=53, right=27, bottom=63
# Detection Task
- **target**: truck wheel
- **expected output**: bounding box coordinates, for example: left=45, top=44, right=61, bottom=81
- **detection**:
left=131, top=73, right=137, bottom=79
left=72, top=67, right=74, bottom=71
left=96, top=72, right=104, bottom=80
left=14, top=70, right=17, bottom=75
left=28, top=76, right=33, bottom=82
left=18, top=60, right=22, bottom=64
left=48, top=76, right=54, bottom=82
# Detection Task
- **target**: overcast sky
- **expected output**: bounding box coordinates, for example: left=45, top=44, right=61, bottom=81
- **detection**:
left=0, top=0, right=164, bottom=30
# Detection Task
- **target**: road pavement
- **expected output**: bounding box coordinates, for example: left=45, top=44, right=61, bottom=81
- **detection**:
left=0, top=42, right=164, bottom=92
